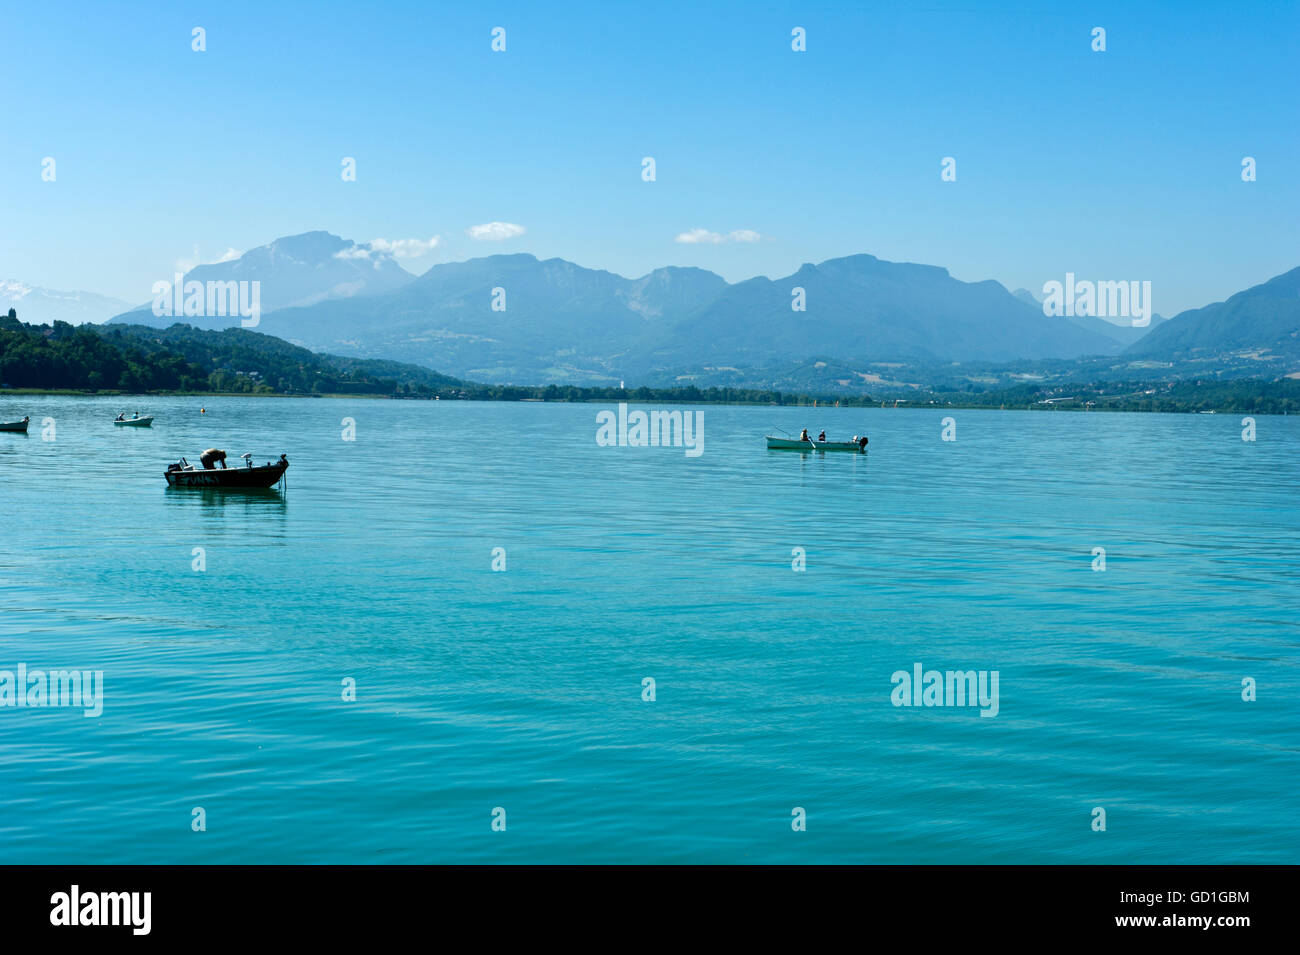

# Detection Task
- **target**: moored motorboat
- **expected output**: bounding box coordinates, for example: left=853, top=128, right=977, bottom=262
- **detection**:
left=766, top=435, right=867, bottom=452
left=0, top=416, right=30, bottom=433
left=165, top=453, right=289, bottom=488
left=114, top=415, right=154, bottom=427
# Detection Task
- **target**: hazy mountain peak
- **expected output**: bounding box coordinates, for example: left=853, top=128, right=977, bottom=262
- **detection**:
left=109, top=231, right=418, bottom=327
left=814, top=253, right=951, bottom=285
left=1, top=280, right=133, bottom=325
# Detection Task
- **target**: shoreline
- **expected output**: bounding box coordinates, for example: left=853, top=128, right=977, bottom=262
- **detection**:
left=2, top=388, right=1294, bottom=415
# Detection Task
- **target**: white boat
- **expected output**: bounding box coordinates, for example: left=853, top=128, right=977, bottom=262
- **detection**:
left=114, top=416, right=154, bottom=427
left=766, top=435, right=867, bottom=452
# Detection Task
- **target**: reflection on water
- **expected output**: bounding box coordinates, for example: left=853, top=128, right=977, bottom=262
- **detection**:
left=163, top=486, right=289, bottom=510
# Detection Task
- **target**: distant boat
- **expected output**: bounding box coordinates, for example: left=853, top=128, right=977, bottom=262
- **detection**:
left=114, top=415, right=154, bottom=427
left=165, top=454, right=289, bottom=488
left=766, top=435, right=867, bottom=452
left=0, top=416, right=30, bottom=433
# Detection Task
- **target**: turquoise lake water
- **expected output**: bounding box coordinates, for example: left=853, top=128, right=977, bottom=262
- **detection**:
left=0, top=396, right=1296, bottom=863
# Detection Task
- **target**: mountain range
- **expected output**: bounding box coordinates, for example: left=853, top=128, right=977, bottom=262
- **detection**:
left=1, top=280, right=132, bottom=325
left=90, top=231, right=1300, bottom=385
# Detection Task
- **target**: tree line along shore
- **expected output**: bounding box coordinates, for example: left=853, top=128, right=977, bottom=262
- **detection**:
left=2, top=312, right=1297, bottom=414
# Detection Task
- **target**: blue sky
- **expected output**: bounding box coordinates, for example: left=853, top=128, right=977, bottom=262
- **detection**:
left=1, top=0, right=1296, bottom=316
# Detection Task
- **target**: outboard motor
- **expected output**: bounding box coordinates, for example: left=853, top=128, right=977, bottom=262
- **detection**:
left=859, top=436, right=869, bottom=450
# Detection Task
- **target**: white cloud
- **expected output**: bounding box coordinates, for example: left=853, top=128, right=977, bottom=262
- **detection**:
left=216, top=247, right=243, bottom=263
left=334, top=237, right=441, bottom=261
left=368, top=236, right=441, bottom=258
left=466, top=221, right=526, bottom=241
left=674, top=228, right=764, bottom=244
left=675, top=229, right=722, bottom=244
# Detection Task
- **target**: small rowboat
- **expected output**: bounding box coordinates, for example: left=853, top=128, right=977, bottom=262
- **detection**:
left=165, top=454, right=289, bottom=488
left=0, top=416, right=30, bottom=433
left=766, top=435, right=868, bottom=452
left=114, top=416, right=154, bottom=427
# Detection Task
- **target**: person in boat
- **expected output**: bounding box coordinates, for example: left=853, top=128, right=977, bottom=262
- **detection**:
left=799, top=428, right=810, bottom=442
left=199, top=448, right=228, bottom=470
left=115, top=412, right=124, bottom=421
left=818, top=430, right=827, bottom=442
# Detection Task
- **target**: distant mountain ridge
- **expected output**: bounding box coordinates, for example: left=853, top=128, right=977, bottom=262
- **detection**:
left=111, top=235, right=1131, bottom=383
left=1013, top=287, right=1168, bottom=347
left=1, top=280, right=132, bottom=325
left=100, top=231, right=1296, bottom=385
left=645, top=254, right=1119, bottom=373
left=1125, top=266, right=1300, bottom=361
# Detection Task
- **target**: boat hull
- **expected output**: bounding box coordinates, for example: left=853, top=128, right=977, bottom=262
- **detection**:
left=766, top=436, right=865, bottom=452
left=0, top=419, right=29, bottom=433
left=165, top=462, right=288, bottom=488
left=114, top=417, right=154, bottom=427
